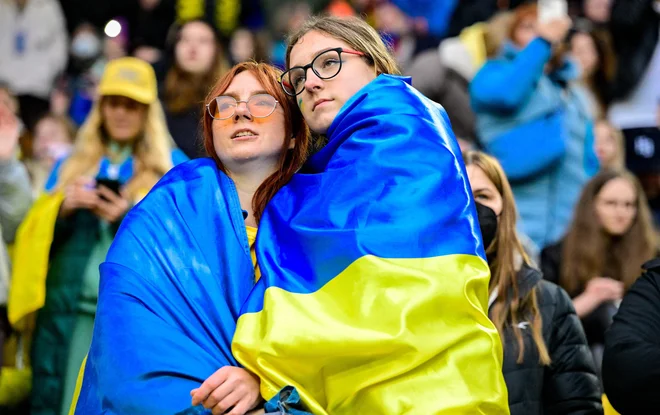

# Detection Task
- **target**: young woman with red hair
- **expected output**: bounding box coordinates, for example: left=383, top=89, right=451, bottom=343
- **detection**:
left=71, top=62, right=309, bottom=415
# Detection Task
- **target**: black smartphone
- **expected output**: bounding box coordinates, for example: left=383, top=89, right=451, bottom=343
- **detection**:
left=95, top=178, right=122, bottom=199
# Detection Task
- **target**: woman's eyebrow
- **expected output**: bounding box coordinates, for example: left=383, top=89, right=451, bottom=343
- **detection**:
left=219, top=90, right=271, bottom=99
left=291, top=47, right=338, bottom=67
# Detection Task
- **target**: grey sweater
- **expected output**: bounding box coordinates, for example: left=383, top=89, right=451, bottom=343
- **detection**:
left=0, top=158, right=33, bottom=305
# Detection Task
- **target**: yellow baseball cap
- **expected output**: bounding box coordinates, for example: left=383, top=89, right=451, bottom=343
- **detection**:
left=98, top=57, right=157, bottom=104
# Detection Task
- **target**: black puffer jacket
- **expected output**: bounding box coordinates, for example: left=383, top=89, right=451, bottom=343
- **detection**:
left=491, top=265, right=603, bottom=415
left=602, top=258, right=660, bottom=414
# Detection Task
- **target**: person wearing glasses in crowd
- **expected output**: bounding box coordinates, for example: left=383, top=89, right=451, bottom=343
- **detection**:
left=70, top=61, right=309, bottom=415
left=8, top=57, right=188, bottom=415
left=464, top=150, right=602, bottom=415
left=74, top=16, right=508, bottom=415
left=222, top=15, right=508, bottom=414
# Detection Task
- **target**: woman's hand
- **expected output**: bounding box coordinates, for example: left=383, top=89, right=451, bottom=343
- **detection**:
left=573, top=277, right=624, bottom=317
left=191, top=366, right=262, bottom=415
left=537, top=16, right=572, bottom=44
left=60, top=177, right=100, bottom=217
left=93, top=186, right=130, bottom=223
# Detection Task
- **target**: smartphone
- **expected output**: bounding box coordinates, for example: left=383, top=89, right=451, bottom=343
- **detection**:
left=95, top=178, right=122, bottom=199
left=538, top=0, right=568, bottom=23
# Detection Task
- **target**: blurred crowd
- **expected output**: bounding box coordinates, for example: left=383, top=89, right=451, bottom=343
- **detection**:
left=0, top=0, right=659, bottom=413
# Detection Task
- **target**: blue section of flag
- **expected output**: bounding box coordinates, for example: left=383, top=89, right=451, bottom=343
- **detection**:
left=73, top=159, right=255, bottom=414
left=244, top=75, right=485, bottom=314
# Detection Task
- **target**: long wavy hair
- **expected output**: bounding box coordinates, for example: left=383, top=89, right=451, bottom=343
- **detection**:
left=569, top=21, right=617, bottom=115
left=464, top=150, right=551, bottom=365
left=54, top=98, right=175, bottom=201
left=561, top=170, right=657, bottom=295
left=163, top=19, right=228, bottom=114
left=203, top=62, right=309, bottom=223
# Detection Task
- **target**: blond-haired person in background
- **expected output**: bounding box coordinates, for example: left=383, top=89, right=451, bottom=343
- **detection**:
left=8, top=57, right=187, bottom=415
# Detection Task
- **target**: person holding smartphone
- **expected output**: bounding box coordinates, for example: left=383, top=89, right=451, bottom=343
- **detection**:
left=8, top=57, right=187, bottom=415
left=470, top=2, right=598, bottom=252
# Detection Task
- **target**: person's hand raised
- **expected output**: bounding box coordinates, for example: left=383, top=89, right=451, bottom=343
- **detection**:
left=537, top=16, right=572, bottom=44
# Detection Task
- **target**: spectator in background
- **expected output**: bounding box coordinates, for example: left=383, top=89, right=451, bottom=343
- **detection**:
left=371, top=1, right=417, bottom=71
left=160, top=19, right=228, bottom=158
left=582, top=0, right=612, bottom=25
left=268, top=2, right=313, bottom=68
left=608, top=0, right=660, bottom=232
left=470, top=3, right=598, bottom=251
left=228, top=27, right=269, bottom=66
left=594, top=119, right=625, bottom=170
left=569, top=20, right=616, bottom=119
left=465, top=150, right=602, bottom=415
left=407, top=10, right=513, bottom=146
left=0, top=85, right=32, bottom=372
left=541, top=170, right=658, bottom=377
left=24, top=114, right=76, bottom=195
left=66, top=23, right=106, bottom=126
left=6, top=57, right=188, bottom=415
left=131, top=0, right=176, bottom=64
left=0, top=0, right=68, bottom=131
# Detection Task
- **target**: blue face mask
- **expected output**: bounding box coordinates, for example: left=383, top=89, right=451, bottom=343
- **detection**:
left=71, top=33, right=101, bottom=59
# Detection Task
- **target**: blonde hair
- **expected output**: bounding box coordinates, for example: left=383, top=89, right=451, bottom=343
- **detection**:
left=285, top=15, right=401, bottom=76
left=595, top=119, right=625, bottom=170
left=463, top=150, right=551, bottom=366
left=55, top=99, right=175, bottom=201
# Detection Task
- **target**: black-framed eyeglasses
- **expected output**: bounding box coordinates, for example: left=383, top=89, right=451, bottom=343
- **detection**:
left=206, top=93, right=279, bottom=120
left=280, top=47, right=367, bottom=96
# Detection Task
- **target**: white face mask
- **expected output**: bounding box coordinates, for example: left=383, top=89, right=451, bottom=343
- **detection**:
left=45, top=142, right=73, bottom=161
left=71, top=33, right=101, bottom=59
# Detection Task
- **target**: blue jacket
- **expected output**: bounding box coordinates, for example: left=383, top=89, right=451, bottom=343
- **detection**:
left=470, top=37, right=598, bottom=250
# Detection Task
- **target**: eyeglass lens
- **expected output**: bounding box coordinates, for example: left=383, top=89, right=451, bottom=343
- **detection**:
left=209, top=94, right=277, bottom=119
left=281, top=49, right=343, bottom=96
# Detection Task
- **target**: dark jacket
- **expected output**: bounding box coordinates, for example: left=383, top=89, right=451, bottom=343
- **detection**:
left=163, top=105, right=206, bottom=159
left=30, top=211, right=121, bottom=415
left=608, top=0, right=660, bottom=101
left=602, top=258, right=660, bottom=414
left=491, top=265, right=602, bottom=415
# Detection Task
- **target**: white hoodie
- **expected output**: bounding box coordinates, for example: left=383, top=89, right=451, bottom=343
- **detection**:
left=0, top=0, right=68, bottom=98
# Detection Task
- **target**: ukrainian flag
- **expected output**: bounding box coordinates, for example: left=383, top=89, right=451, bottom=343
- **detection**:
left=232, top=75, right=509, bottom=414
left=71, top=160, right=255, bottom=414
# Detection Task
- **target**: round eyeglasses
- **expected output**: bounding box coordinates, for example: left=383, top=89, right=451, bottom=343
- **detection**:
left=280, top=47, right=366, bottom=96
left=206, top=93, right=279, bottom=120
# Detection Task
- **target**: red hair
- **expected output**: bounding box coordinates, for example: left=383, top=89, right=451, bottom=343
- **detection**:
left=203, top=61, right=309, bottom=223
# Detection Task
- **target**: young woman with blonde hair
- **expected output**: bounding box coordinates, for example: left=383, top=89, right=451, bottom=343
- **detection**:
left=464, top=150, right=602, bottom=415
left=9, top=57, right=187, bottom=415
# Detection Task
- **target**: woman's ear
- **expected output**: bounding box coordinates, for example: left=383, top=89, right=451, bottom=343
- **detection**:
left=288, top=136, right=295, bottom=150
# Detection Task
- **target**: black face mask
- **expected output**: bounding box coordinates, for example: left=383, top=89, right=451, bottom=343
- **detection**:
left=475, top=201, right=498, bottom=252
